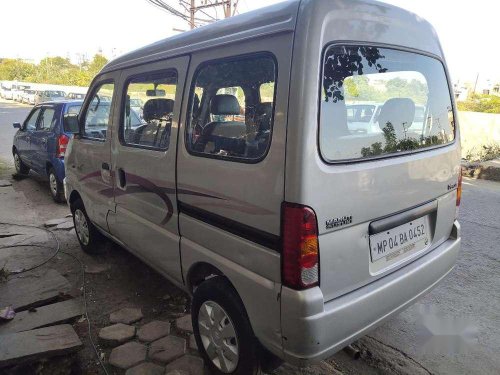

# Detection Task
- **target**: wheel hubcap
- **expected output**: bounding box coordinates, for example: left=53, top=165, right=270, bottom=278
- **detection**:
left=14, top=154, right=20, bottom=171
left=49, top=173, right=58, bottom=196
left=74, top=209, right=90, bottom=246
left=198, top=301, right=239, bottom=373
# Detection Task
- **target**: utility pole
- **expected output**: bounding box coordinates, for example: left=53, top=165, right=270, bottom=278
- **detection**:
left=190, top=0, right=195, bottom=29
left=188, top=1, right=237, bottom=29
left=473, top=73, right=479, bottom=96
left=146, top=0, right=239, bottom=30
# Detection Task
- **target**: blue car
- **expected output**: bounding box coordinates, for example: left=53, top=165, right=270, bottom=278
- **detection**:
left=12, top=101, right=82, bottom=202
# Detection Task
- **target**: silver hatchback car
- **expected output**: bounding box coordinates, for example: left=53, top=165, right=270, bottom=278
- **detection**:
left=64, top=0, right=461, bottom=373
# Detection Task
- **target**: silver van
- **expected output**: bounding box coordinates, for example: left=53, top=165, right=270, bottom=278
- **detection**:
left=64, top=0, right=462, bottom=373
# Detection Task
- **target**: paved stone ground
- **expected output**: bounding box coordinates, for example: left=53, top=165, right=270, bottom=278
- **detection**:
left=104, top=309, right=204, bottom=374
left=99, top=324, right=136, bottom=346
left=110, top=307, right=144, bottom=325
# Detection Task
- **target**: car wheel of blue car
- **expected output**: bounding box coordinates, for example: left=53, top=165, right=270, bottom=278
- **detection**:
left=48, top=168, right=65, bottom=203
left=13, top=151, right=29, bottom=175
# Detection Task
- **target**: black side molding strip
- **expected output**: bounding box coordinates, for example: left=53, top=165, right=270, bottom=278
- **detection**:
left=178, top=201, right=281, bottom=252
left=369, top=200, right=438, bottom=235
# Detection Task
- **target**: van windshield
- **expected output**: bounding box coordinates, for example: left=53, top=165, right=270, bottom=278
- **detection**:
left=319, top=45, right=455, bottom=162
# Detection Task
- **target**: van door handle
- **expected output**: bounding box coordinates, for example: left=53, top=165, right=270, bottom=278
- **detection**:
left=118, top=168, right=126, bottom=189
left=102, top=162, right=110, bottom=171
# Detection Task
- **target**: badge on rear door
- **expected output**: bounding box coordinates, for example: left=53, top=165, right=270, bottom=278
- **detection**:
left=326, top=215, right=352, bottom=229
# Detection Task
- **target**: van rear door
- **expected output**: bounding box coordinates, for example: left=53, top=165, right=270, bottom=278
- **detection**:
left=312, top=45, right=460, bottom=302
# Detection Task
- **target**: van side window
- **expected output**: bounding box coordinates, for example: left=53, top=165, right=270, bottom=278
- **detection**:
left=82, top=83, right=115, bottom=140
left=38, top=108, right=56, bottom=131
left=186, top=54, right=276, bottom=161
left=122, top=71, right=177, bottom=150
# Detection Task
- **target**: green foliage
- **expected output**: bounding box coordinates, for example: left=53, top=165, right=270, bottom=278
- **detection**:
left=0, top=58, right=35, bottom=81
left=457, top=94, right=500, bottom=114
left=361, top=122, right=445, bottom=158
left=0, top=54, right=109, bottom=87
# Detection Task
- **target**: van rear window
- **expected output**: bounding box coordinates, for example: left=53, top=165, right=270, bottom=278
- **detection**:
left=319, top=45, right=455, bottom=162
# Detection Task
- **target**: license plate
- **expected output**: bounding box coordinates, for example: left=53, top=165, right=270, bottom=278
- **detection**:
left=370, top=216, right=430, bottom=263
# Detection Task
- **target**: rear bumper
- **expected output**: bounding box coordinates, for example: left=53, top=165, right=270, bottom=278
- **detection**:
left=280, top=221, right=460, bottom=366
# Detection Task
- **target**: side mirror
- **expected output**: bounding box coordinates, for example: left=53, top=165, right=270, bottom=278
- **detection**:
left=13, top=122, right=21, bottom=129
left=63, top=113, right=79, bottom=133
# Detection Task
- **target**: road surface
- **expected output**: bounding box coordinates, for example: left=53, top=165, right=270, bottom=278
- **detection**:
left=0, top=100, right=31, bottom=163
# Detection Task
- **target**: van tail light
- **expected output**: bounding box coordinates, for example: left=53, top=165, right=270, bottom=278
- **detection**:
left=455, top=171, right=462, bottom=219
left=57, top=134, right=69, bottom=158
left=282, top=202, right=320, bottom=290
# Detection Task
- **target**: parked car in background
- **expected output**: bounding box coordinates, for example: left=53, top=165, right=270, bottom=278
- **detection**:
left=12, top=100, right=82, bottom=202
left=66, top=92, right=86, bottom=100
left=34, top=90, right=66, bottom=105
left=0, top=82, right=14, bottom=99
left=346, top=102, right=426, bottom=134
left=13, top=84, right=31, bottom=102
left=21, top=89, right=38, bottom=105
left=129, top=98, right=143, bottom=118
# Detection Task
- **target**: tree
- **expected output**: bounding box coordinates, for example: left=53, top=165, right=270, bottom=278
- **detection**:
left=87, top=54, right=108, bottom=78
left=0, top=59, right=35, bottom=81
left=0, top=53, right=109, bottom=87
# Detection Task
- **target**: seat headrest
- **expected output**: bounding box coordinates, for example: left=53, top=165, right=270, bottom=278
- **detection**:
left=210, top=95, right=240, bottom=115
left=378, top=98, right=415, bottom=135
left=143, top=99, right=174, bottom=122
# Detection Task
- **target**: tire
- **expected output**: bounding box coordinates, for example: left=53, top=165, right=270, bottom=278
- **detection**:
left=13, top=150, right=30, bottom=175
left=192, top=277, right=260, bottom=375
left=71, top=198, right=106, bottom=254
left=48, top=168, right=65, bottom=203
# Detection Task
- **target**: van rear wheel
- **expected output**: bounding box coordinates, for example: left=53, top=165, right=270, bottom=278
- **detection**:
left=192, top=277, right=260, bottom=375
left=71, top=198, right=105, bottom=254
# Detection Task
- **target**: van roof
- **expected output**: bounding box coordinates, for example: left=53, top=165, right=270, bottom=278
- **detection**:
left=101, top=0, right=300, bottom=74
left=101, top=0, right=440, bottom=74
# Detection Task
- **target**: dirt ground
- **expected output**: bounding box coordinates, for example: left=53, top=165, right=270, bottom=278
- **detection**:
left=0, top=168, right=192, bottom=375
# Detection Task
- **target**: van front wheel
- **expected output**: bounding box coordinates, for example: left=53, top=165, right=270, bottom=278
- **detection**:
left=192, top=277, right=260, bottom=375
left=72, top=198, right=105, bottom=254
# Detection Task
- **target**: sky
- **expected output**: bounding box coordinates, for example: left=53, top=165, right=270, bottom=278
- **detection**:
left=0, top=0, right=497, bottom=84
